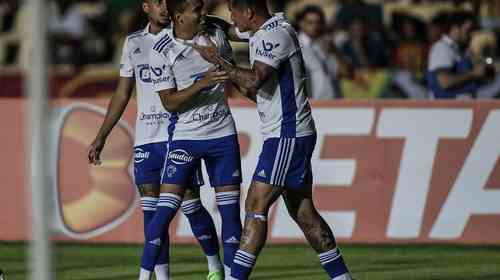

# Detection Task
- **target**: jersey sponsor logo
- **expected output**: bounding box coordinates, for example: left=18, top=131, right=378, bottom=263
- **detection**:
left=139, top=112, right=169, bottom=121
left=168, top=149, right=194, bottom=165
left=134, top=147, right=150, bottom=163
left=256, top=40, right=280, bottom=60
left=151, top=64, right=167, bottom=78
left=137, top=64, right=151, bottom=83
left=192, top=108, right=230, bottom=122
left=262, top=40, right=280, bottom=52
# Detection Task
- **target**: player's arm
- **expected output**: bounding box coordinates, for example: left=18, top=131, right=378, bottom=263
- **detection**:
left=217, top=59, right=272, bottom=102
left=157, top=70, right=229, bottom=112
left=88, top=38, right=135, bottom=165
left=88, top=77, right=134, bottom=165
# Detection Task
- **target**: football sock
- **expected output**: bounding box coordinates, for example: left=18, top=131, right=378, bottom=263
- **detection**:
left=216, top=191, right=242, bottom=276
left=230, top=249, right=256, bottom=280
left=181, top=198, right=222, bottom=272
left=318, top=247, right=351, bottom=280
left=140, top=197, right=158, bottom=238
left=140, top=193, right=181, bottom=272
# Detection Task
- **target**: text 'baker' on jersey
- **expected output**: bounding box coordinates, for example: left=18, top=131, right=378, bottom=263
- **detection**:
left=249, top=14, right=315, bottom=139
left=120, top=24, right=171, bottom=146
left=149, top=23, right=236, bottom=141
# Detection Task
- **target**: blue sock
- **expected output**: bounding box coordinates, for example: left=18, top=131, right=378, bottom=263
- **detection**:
left=182, top=198, right=220, bottom=256
left=318, top=248, right=351, bottom=280
left=230, top=249, right=256, bottom=280
left=140, top=193, right=181, bottom=272
left=216, top=191, right=242, bottom=272
left=140, top=197, right=158, bottom=238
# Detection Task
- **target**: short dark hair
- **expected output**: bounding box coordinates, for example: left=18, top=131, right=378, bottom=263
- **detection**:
left=295, top=5, right=325, bottom=26
left=166, top=0, right=190, bottom=19
left=443, top=11, right=477, bottom=33
left=230, top=0, right=269, bottom=13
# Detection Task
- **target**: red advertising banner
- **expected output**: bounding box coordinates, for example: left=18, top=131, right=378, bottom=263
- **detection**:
left=0, top=98, right=499, bottom=245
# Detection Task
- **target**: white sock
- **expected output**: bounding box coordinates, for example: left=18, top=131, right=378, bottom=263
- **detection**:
left=207, top=254, right=223, bottom=272
left=333, top=273, right=352, bottom=280
left=224, top=264, right=231, bottom=278
left=139, top=268, right=152, bottom=280
left=155, top=264, right=170, bottom=280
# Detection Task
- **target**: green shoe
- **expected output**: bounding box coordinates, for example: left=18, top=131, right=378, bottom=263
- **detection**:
left=207, top=271, right=224, bottom=280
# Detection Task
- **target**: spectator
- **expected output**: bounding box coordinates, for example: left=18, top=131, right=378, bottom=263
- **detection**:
left=48, top=0, right=88, bottom=65
left=296, top=5, right=351, bottom=99
left=339, top=17, right=389, bottom=69
left=426, top=11, right=490, bottom=99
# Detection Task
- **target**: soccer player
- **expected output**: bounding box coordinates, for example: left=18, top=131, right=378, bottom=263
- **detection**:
left=193, top=1, right=353, bottom=279
left=87, top=1, right=224, bottom=279
left=139, top=0, right=243, bottom=279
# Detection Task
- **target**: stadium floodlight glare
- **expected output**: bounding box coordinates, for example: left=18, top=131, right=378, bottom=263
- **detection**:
left=28, top=0, right=53, bottom=279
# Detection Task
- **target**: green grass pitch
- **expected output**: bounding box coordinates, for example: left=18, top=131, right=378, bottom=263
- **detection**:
left=1, top=243, right=500, bottom=279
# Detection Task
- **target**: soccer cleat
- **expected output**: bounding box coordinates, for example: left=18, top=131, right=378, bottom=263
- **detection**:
left=207, top=271, right=224, bottom=280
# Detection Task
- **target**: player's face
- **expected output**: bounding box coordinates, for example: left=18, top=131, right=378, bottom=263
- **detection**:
left=229, top=3, right=251, bottom=32
left=299, top=12, right=322, bottom=39
left=145, top=0, right=169, bottom=27
left=176, top=0, right=204, bottom=34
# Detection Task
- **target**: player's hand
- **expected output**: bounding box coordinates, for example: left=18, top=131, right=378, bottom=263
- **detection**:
left=198, top=69, right=229, bottom=88
left=192, top=35, right=219, bottom=65
left=88, top=137, right=105, bottom=165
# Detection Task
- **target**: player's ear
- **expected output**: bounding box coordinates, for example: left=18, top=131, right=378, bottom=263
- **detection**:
left=142, top=1, right=150, bottom=14
left=174, top=11, right=182, bottom=24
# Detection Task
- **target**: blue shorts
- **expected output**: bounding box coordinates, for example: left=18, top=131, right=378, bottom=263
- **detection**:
left=253, top=135, right=316, bottom=189
left=161, top=134, right=242, bottom=188
left=133, top=142, right=204, bottom=187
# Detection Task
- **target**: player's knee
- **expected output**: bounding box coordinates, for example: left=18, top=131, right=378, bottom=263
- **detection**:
left=296, top=207, right=317, bottom=228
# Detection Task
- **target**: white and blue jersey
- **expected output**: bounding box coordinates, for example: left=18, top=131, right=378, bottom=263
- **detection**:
left=120, top=24, right=203, bottom=186
left=249, top=14, right=316, bottom=188
left=249, top=14, right=315, bottom=139
left=426, top=35, right=478, bottom=99
left=149, top=25, right=236, bottom=141
left=149, top=24, right=242, bottom=188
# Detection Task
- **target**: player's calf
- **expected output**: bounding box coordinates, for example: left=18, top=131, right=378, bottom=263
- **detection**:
left=139, top=186, right=184, bottom=280
left=181, top=191, right=222, bottom=274
left=284, top=191, right=352, bottom=280
left=215, top=186, right=243, bottom=277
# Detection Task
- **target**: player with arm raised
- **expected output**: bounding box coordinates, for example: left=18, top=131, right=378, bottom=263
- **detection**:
left=193, top=1, right=353, bottom=279
left=87, top=1, right=225, bottom=279
left=138, top=0, right=243, bottom=279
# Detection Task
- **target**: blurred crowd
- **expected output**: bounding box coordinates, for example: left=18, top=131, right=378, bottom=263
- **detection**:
left=1, top=0, right=500, bottom=98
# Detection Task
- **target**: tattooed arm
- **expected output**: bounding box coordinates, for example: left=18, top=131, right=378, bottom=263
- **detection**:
left=158, top=70, right=228, bottom=112
left=193, top=38, right=273, bottom=102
